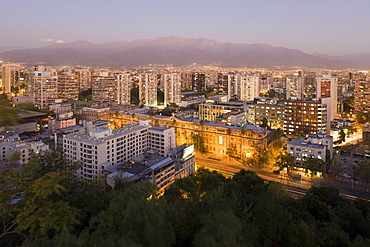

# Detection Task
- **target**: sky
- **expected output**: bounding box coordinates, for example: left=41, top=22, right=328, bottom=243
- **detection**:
left=2, top=0, right=370, bottom=55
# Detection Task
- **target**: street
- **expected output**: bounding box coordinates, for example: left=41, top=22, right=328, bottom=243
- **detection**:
left=195, top=155, right=370, bottom=201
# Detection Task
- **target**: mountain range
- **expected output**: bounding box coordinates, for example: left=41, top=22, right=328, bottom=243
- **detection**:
left=0, top=37, right=366, bottom=69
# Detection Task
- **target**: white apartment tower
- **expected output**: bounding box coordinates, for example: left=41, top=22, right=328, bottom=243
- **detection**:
left=63, top=121, right=176, bottom=181
left=286, top=77, right=304, bottom=99
left=2, top=64, right=20, bottom=94
left=29, top=68, right=58, bottom=109
left=117, top=73, right=131, bottom=105
left=163, top=73, right=181, bottom=106
left=139, top=73, right=157, bottom=106
left=238, top=75, right=260, bottom=101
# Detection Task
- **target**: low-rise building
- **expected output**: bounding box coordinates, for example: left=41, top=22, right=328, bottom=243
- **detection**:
left=0, top=140, right=49, bottom=166
left=168, top=143, right=195, bottom=179
left=216, top=111, right=247, bottom=126
left=287, top=130, right=333, bottom=167
left=105, top=150, right=176, bottom=193
left=199, top=101, right=248, bottom=122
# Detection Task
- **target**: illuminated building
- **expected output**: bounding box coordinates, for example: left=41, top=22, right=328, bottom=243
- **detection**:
left=139, top=73, right=157, bottom=106
left=191, top=72, right=206, bottom=92
left=287, top=130, right=333, bottom=166
left=315, top=75, right=338, bottom=121
left=253, top=98, right=284, bottom=129
left=354, top=75, right=370, bottom=115
left=284, top=98, right=328, bottom=135
left=92, top=72, right=117, bottom=103
left=117, top=73, right=131, bottom=105
left=57, top=70, right=79, bottom=101
left=29, top=66, right=58, bottom=109
left=238, top=74, right=260, bottom=101
left=199, top=101, right=248, bottom=122
left=1, top=64, right=20, bottom=94
left=63, top=120, right=176, bottom=182
left=111, top=112, right=268, bottom=159
left=286, top=76, right=304, bottom=99
left=163, top=73, right=181, bottom=106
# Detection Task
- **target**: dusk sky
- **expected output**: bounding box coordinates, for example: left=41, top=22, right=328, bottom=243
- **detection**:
left=2, top=0, right=370, bottom=55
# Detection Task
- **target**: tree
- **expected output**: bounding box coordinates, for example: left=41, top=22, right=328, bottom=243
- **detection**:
left=193, top=210, right=242, bottom=247
left=303, top=156, right=326, bottom=176
left=130, top=87, right=139, bottom=105
left=354, top=160, right=370, bottom=192
left=275, top=152, right=295, bottom=175
left=226, top=143, right=239, bottom=161
left=260, top=117, right=269, bottom=129
left=84, top=185, right=175, bottom=247
left=338, top=129, right=346, bottom=144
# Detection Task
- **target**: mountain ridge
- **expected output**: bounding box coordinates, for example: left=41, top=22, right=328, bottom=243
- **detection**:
left=0, top=37, right=359, bottom=68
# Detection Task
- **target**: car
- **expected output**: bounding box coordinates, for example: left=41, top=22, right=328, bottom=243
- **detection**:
left=273, top=170, right=280, bottom=175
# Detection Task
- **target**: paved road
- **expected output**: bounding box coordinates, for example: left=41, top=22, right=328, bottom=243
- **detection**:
left=195, top=156, right=370, bottom=201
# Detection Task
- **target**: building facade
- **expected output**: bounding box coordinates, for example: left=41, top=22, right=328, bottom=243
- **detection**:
left=284, top=99, right=328, bottom=135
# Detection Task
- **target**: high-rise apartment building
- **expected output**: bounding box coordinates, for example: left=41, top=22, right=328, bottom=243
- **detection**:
left=217, top=72, right=234, bottom=96
left=29, top=67, right=58, bottom=109
left=57, top=70, right=79, bottom=101
left=354, top=76, right=370, bottom=115
left=315, top=75, right=338, bottom=121
left=92, top=72, right=117, bottom=103
left=191, top=72, right=206, bottom=92
left=2, top=64, right=20, bottom=94
left=138, top=73, right=157, bottom=106
left=284, top=99, right=328, bottom=135
left=238, top=75, right=260, bottom=101
left=181, top=71, right=193, bottom=90
left=76, top=68, right=92, bottom=91
left=254, top=99, right=284, bottom=129
left=286, top=76, right=304, bottom=99
left=117, top=73, right=131, bottom=105
left=163, top=73, right=181, bottom=106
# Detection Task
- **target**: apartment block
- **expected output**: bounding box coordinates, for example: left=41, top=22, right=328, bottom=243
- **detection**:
left=105, top=150, right=176, bottom=193
left=254, top=99, right=284, bottom=129
left=139, top=73, right=157, bottom=106
left=0, top=141, right=49, bottom=166
left=1, top=64, right=20, bottom=94
left=163, top=73, right=181, bottom=106
left=354, top=76, right=370, bottom=115
left=57, top=70, right=79, bottom=101
left=286, top=76, right=304, bottom=99
left=284, top=99, right=328, bottom=135
left=315, top=75, right=338, bottom=121
left=117, top=73, right=131, bottom=105
left=63, top=120, right=176, bottom=181
left=29, top=69, right=58, bottom=109
left=287, top=131, right=333, bottom=166
left=92, top=74, right=117, bottom=103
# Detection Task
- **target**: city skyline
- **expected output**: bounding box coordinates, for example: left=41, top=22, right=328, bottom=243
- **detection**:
left=2, top=0, right=370, bottom=55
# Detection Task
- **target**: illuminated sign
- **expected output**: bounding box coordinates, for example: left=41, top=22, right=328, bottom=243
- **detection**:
left=183, top=145, right=194, bottom=158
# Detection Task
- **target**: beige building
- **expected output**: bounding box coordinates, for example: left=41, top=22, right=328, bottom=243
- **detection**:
left=199, top=102, right=248, bottom=122
left=139, top=73, right=157, bottom=106
left=163, top=73, right=181, bottom=106
left=112, top=112, right=268, bottom=159
left=29, top=69, right=58, bottom=109
left=1, top=64, right=20, bottom=94
left=58, top=70, right=79, bottom=101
